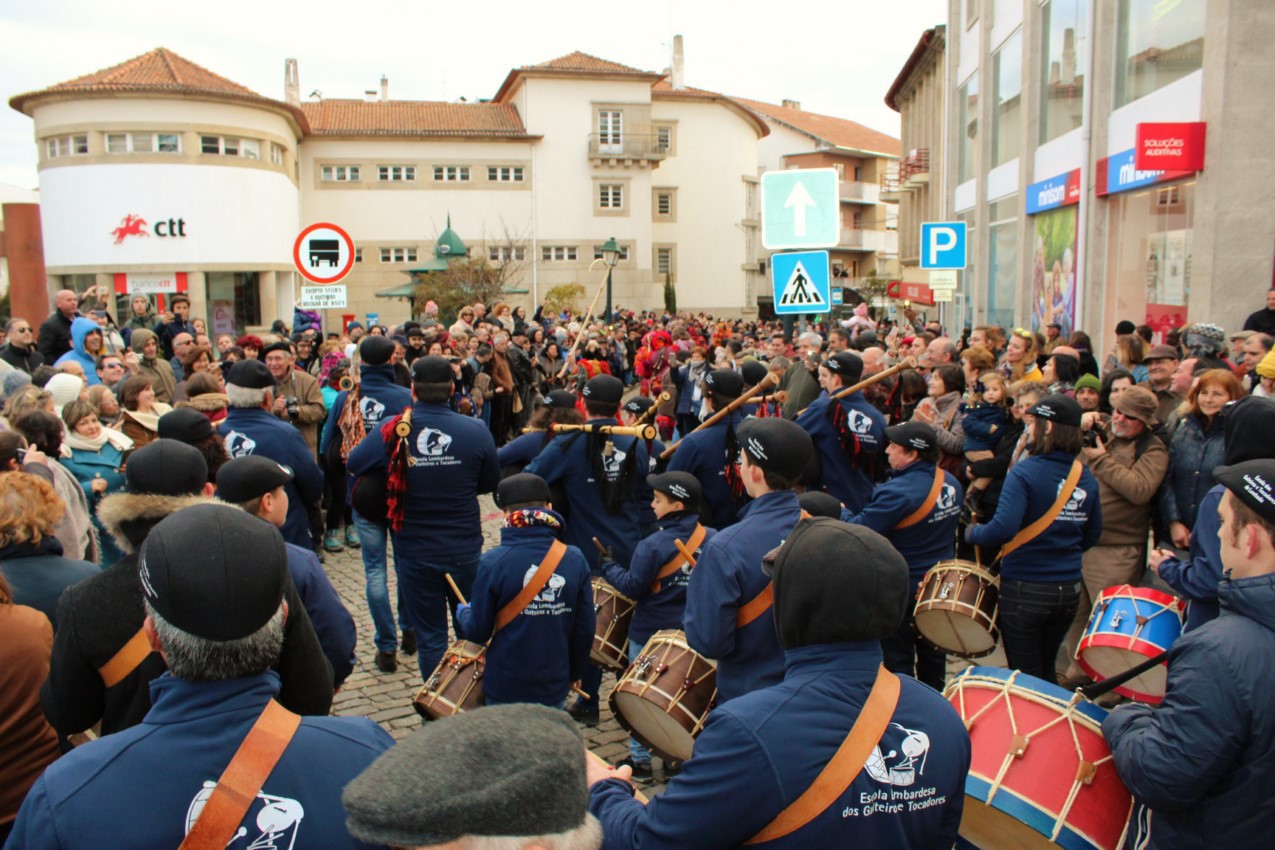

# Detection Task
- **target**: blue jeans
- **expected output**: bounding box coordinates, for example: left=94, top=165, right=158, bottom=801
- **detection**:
left=353, top=511, right=404, bottom=653
left=999, top=578, right=1081, bottom=685
left=395, top=548, right=480, bottom=680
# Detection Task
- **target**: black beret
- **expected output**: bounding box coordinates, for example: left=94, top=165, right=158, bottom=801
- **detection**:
left=767, top=518, right=909, bottom=648
left=1028, top=394, right=1082, bottom=428
left=740, top=359, right=769, bottom=387
left=216, top=456, right=294, bottom=504
left=343, top=704, right=588, bottom=846
left=410, top=355, right=453, bottom=383
left=495, top=473, right=552, bottom=508
left=825, top=351, right=864, bottom=383
left=226, top=358, right=276, bottom=389
left=260, top=342, right=292, bottom=358
left=647, top=471, right=701, bottom=508
left=157, top=407, right=214, bottom=444
left=581, top=374, right=624, bottom=406
left=1214, top=460, right=1275, bottom=527
left=737, top=418, right=813, bottom=481
left=705, top=369, right=744, bottom=399
left=546, top=390, right=578, bottom=410
left=886, top=421, right=937, bottom=453
left=125, top=439, right=208, bottom=495
left=359, top=335, right=395, bottom=366
left=1223, top=396, right=1275, bottom=465
left=797, top=490, right=843, bottom=519
left=139, top=503, right=287, bottom=641
left=623, top=396, right=655, bottom=415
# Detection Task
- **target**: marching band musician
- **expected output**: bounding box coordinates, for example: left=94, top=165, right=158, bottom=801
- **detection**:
left=684, top=418, right=813, bottom=703
left=589, top=518, right=969, bottom=849
left=796, top=351, right=888, bottom=514
left=497, top=389, right=583, bottom=476
left=841, top=422, right=963, bottom=690
left=667, top=369, right=750, bottom=528
left=455, top=474, right=594, bottom=708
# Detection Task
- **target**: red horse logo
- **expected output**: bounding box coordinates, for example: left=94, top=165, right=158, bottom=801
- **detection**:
left=111, top=214, right=149, bottom=244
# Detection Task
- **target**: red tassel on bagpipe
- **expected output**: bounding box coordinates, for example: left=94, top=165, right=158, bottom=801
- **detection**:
left=380, top=407, right=413, bottom=532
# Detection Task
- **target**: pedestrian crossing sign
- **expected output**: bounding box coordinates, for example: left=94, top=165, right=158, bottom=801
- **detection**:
left=771, top=251, right=831, bottom=315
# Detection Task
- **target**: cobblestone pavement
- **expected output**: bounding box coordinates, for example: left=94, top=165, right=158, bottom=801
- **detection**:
left=323, top=494, right=673, bottom=795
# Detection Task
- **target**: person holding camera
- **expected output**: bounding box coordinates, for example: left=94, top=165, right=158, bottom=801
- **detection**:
left=263, top=342, right=325, bottom=456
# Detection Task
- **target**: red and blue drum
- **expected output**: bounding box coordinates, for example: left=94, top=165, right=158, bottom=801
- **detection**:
left=945, top=667, right=1132, bottom=850
left=1076, top=586, right=1184, bottom=704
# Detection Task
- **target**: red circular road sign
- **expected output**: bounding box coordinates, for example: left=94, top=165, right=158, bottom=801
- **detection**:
left=294, top=222, right=355, bottom=284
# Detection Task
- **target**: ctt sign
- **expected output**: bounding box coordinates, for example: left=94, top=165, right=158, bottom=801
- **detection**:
left=919, top=222, right=967, bottom=270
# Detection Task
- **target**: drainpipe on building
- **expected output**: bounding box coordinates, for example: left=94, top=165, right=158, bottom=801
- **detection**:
left=1074, top=0, right=1097, bottom=334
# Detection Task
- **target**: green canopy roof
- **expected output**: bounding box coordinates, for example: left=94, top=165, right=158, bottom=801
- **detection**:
left=374, top=281, right=418, bottom=300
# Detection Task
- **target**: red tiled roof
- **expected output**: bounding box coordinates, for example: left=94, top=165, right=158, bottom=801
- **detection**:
left=9, top=48, right=308, bottom=132
left=734, top=97, right=901, bottom=157
left=651, top=80, right=770, bottom=137
left=494, top=51, right=664, bottom=102
left=301, top=99, right=534, bottom=138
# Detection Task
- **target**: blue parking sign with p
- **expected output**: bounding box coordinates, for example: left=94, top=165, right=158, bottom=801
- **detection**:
left=920, top=222, right=967, bottom=270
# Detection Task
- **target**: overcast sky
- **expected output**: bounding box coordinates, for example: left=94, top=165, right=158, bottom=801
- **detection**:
left=0, top=0, right=947, bottom=189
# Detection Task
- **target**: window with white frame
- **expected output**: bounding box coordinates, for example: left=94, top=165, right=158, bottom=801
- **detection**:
left=321, top=165, right=361, bottom=182
left=488, top=245, right=527, bottom=262
left=593, top=244, right=630, bottom=261
left=380, top=247, right=418, bottom=263
left=487, top=165, right=525, bottom=182
left=655, top=125, right=673, bottom=153
left=200, top=135, right=259, bottom=158
left=104, top=132, right=181, bottom=154
left=598, top=183, right=623, bottom=209
left=541, top=246, right=577, bottom=262
left=655, top=191, right=674, bottom=217
left=656, top=247, right=674, bottom=276
left=45, top=135, right=88, bottom=158
left=270, top=143, right=285, bottom=166
left=433, top=165, right=470, bottom=182
left=378, top=165, right=415, bottom=181
left=598, top=110, right=623, bottom=151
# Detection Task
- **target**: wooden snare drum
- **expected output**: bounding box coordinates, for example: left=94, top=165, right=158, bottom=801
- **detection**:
left=610, top=630, right=717, bottom=762
left=945, top=666, right=1133, bottom=850
left=914, top=560, right=1000, bottom=658
left=413, top=639, right=487, bottom=720
left=591, top=578, right=636, bottom=670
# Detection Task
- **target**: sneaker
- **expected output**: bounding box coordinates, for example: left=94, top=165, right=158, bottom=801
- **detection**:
left=323, top=530, right=344, bottom=553
left=374, top=650, right=398, bottom=673
left=567, top=699, right=600, bottom=726
left=617, top=757, right=654, bottom=782
left=344, top=525, right=361, bottom=549
left=400, top=630, right=417, bottom=656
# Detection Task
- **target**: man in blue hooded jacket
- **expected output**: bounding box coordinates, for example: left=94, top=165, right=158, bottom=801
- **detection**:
left=589, top=517, right=970, bottom=849
left=1104, top=458, right=1275, bottom=850
left=54, top=317, right=105, bottom=386
left=796, top=350, right=887, bottom=513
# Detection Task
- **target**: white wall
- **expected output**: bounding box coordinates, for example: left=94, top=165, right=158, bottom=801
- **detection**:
left=1106, top=70, right=1204, bottom=156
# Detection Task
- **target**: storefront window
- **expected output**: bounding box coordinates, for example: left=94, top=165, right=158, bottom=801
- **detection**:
left=207, top=272, right=261, bottom=336
left=991, top=29, right=1022, bottom=168
left=1105, top=181, right=1195, bottom=343
left=986, top=196, right=1018, bottom=329
left=957, top=208, right=977, bottom=331
left=958, top=71, right=979, bottom=183
left=1115, top=0, right=1206, bottom=108
left=1040, top=0, right=1086, bottom=143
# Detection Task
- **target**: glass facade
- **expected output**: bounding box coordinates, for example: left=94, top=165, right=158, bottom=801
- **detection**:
left=1040, top=0, right=1086, bottom=143
left=986, top=196, right=1018, bottom=329
left=958, top=71, right=979, bottom=183
left=206, top=272, right=261, bottom=337
left=992, top=30, right=1023, bottom=167
left=1115, top=0, right=1206, bottom=107
left=1105, top=181, right=1196, bottom=342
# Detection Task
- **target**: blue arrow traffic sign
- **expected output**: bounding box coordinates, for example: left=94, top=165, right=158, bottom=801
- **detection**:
left=761, top=168, right=840, bottom=250
left=771, top=251, right=831, bottom=315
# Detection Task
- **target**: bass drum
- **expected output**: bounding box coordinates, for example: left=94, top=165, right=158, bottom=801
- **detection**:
left=610, top=630, right=717, bottom=762
left=591, top=579, right=636, bottom=670
left=914, top=560, right=1000, bottom=658
left=413, top=640, right=487, bottom=720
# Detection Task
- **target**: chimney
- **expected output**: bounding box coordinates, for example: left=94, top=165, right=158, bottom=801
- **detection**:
left=364, top=90, right=377, bottom=102
left=380, top=75, right=389, bottom=101
left=781, top=99, right=801, bottom=110
left=671, top=34, right=685, bottom=91
left=284, top=58, right=299, bottom=107
left=1062, top=28, right=1076, bottom=85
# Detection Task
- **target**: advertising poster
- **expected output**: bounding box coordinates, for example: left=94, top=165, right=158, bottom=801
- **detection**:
left=1031, top=206, right=1078, bottom=339
left=1145, top=303, right=1189, bottom=344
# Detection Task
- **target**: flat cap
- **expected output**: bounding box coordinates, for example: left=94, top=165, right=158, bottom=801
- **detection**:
left=217, top=456, right=294, bottom=504
left=647, top=471, right=701, bottom=508
left=737, top=418, right=813, bottom=482
left=797, top=490, right=843, bottom=519
left=260, top=342, right=292, bottom=358
left=581, top=374, right=624, bottom=406
left=411, top=355, right=453, bottom=383
left=359, top=335, right=395, bottom=366
left=495, top=473, right=551, bottom=508
left=1214, top=459, right=1275, bottom=528
left=1028, top=394, right=1082, bottom=428
left=704, top=369, right=744, bottom=399
left=125, top=439, right=208, bottom=495
left=1145, top=344, right=1180, bottom=362
left=226, top=358, right=275, bottom=389
left=886, top=421, right=937, bottom=453
left=343, top=704, right=588, bottom=846
left=157, top=407, right=214, bottom=444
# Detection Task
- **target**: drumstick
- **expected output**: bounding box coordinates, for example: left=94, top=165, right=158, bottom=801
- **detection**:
left=572, top=685, right=592, bottom=701
left=674, top=539, right=698, bottom=568
left=585, top=750, right=650, bottom=803
left=444, top=574, right=467, bottom=606
left=593, top=537, right=612, bottom=560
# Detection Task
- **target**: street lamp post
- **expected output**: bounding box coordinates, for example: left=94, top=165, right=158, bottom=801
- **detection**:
left=601, top=236, right=621, bottom=322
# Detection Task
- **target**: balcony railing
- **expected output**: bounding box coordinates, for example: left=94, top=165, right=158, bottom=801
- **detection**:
left=902, top=148, right=930, bottom=185
left=839, top=228, right=899, bottom=253
left=880, top=173, right=904, bottom=201
left=838, top=180, right=881, bottom=204
left=587, top=134, right=667, bottom=166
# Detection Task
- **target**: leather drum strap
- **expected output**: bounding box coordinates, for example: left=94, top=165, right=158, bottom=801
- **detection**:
left=494, top=540, right=567, bottom=633
left=998, top=459, right=1083, bottom=559
left=98, top=628, right=153, bottom=688
left=736, top=511, right=811, bottom=629
left=893, top=467, right=945, bottom=530
left=651, top=524, right=707, bottom=593
left=179, top=700, right=301, bottom=850
left=746, top=666, right=901, bottom=845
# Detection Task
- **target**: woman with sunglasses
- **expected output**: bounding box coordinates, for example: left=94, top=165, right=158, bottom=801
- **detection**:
left=1000, top=328, right=1044, bottom=383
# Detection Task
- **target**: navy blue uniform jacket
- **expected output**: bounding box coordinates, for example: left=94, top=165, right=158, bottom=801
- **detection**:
left=220, top=407, right=324, bottom=549
left=843, top=460, right=963, bottom=586
left=497, top=430, right=551, bottom=470
left=796, top=391, right=887, bottom=513
left=966, top=451, right=1102, bottom=582
left=525, top=418, right=652, bottom=570
left=684, top=490, right=801, bottom=703
left=667, top=413, right=749, bottom=528
left=590, top=643, right=970, bottom=849
left=602, top=512, right=717, bottom=647
left=1156, top=485, right=1223, bottom=631
left=455, top=518, right=594, bottom=706
left=286, top=542, right=357, bottom=688
left=347, top=400, right=499, bottom=556
left=319, top=364, right=412, bottom=462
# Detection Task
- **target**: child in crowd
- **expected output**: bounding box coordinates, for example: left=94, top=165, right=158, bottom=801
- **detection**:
left=961, top=371, right=1010, bottom=505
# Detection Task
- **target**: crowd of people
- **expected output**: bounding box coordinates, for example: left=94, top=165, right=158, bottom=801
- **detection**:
left=2, top=283, right=1274, bottom=849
